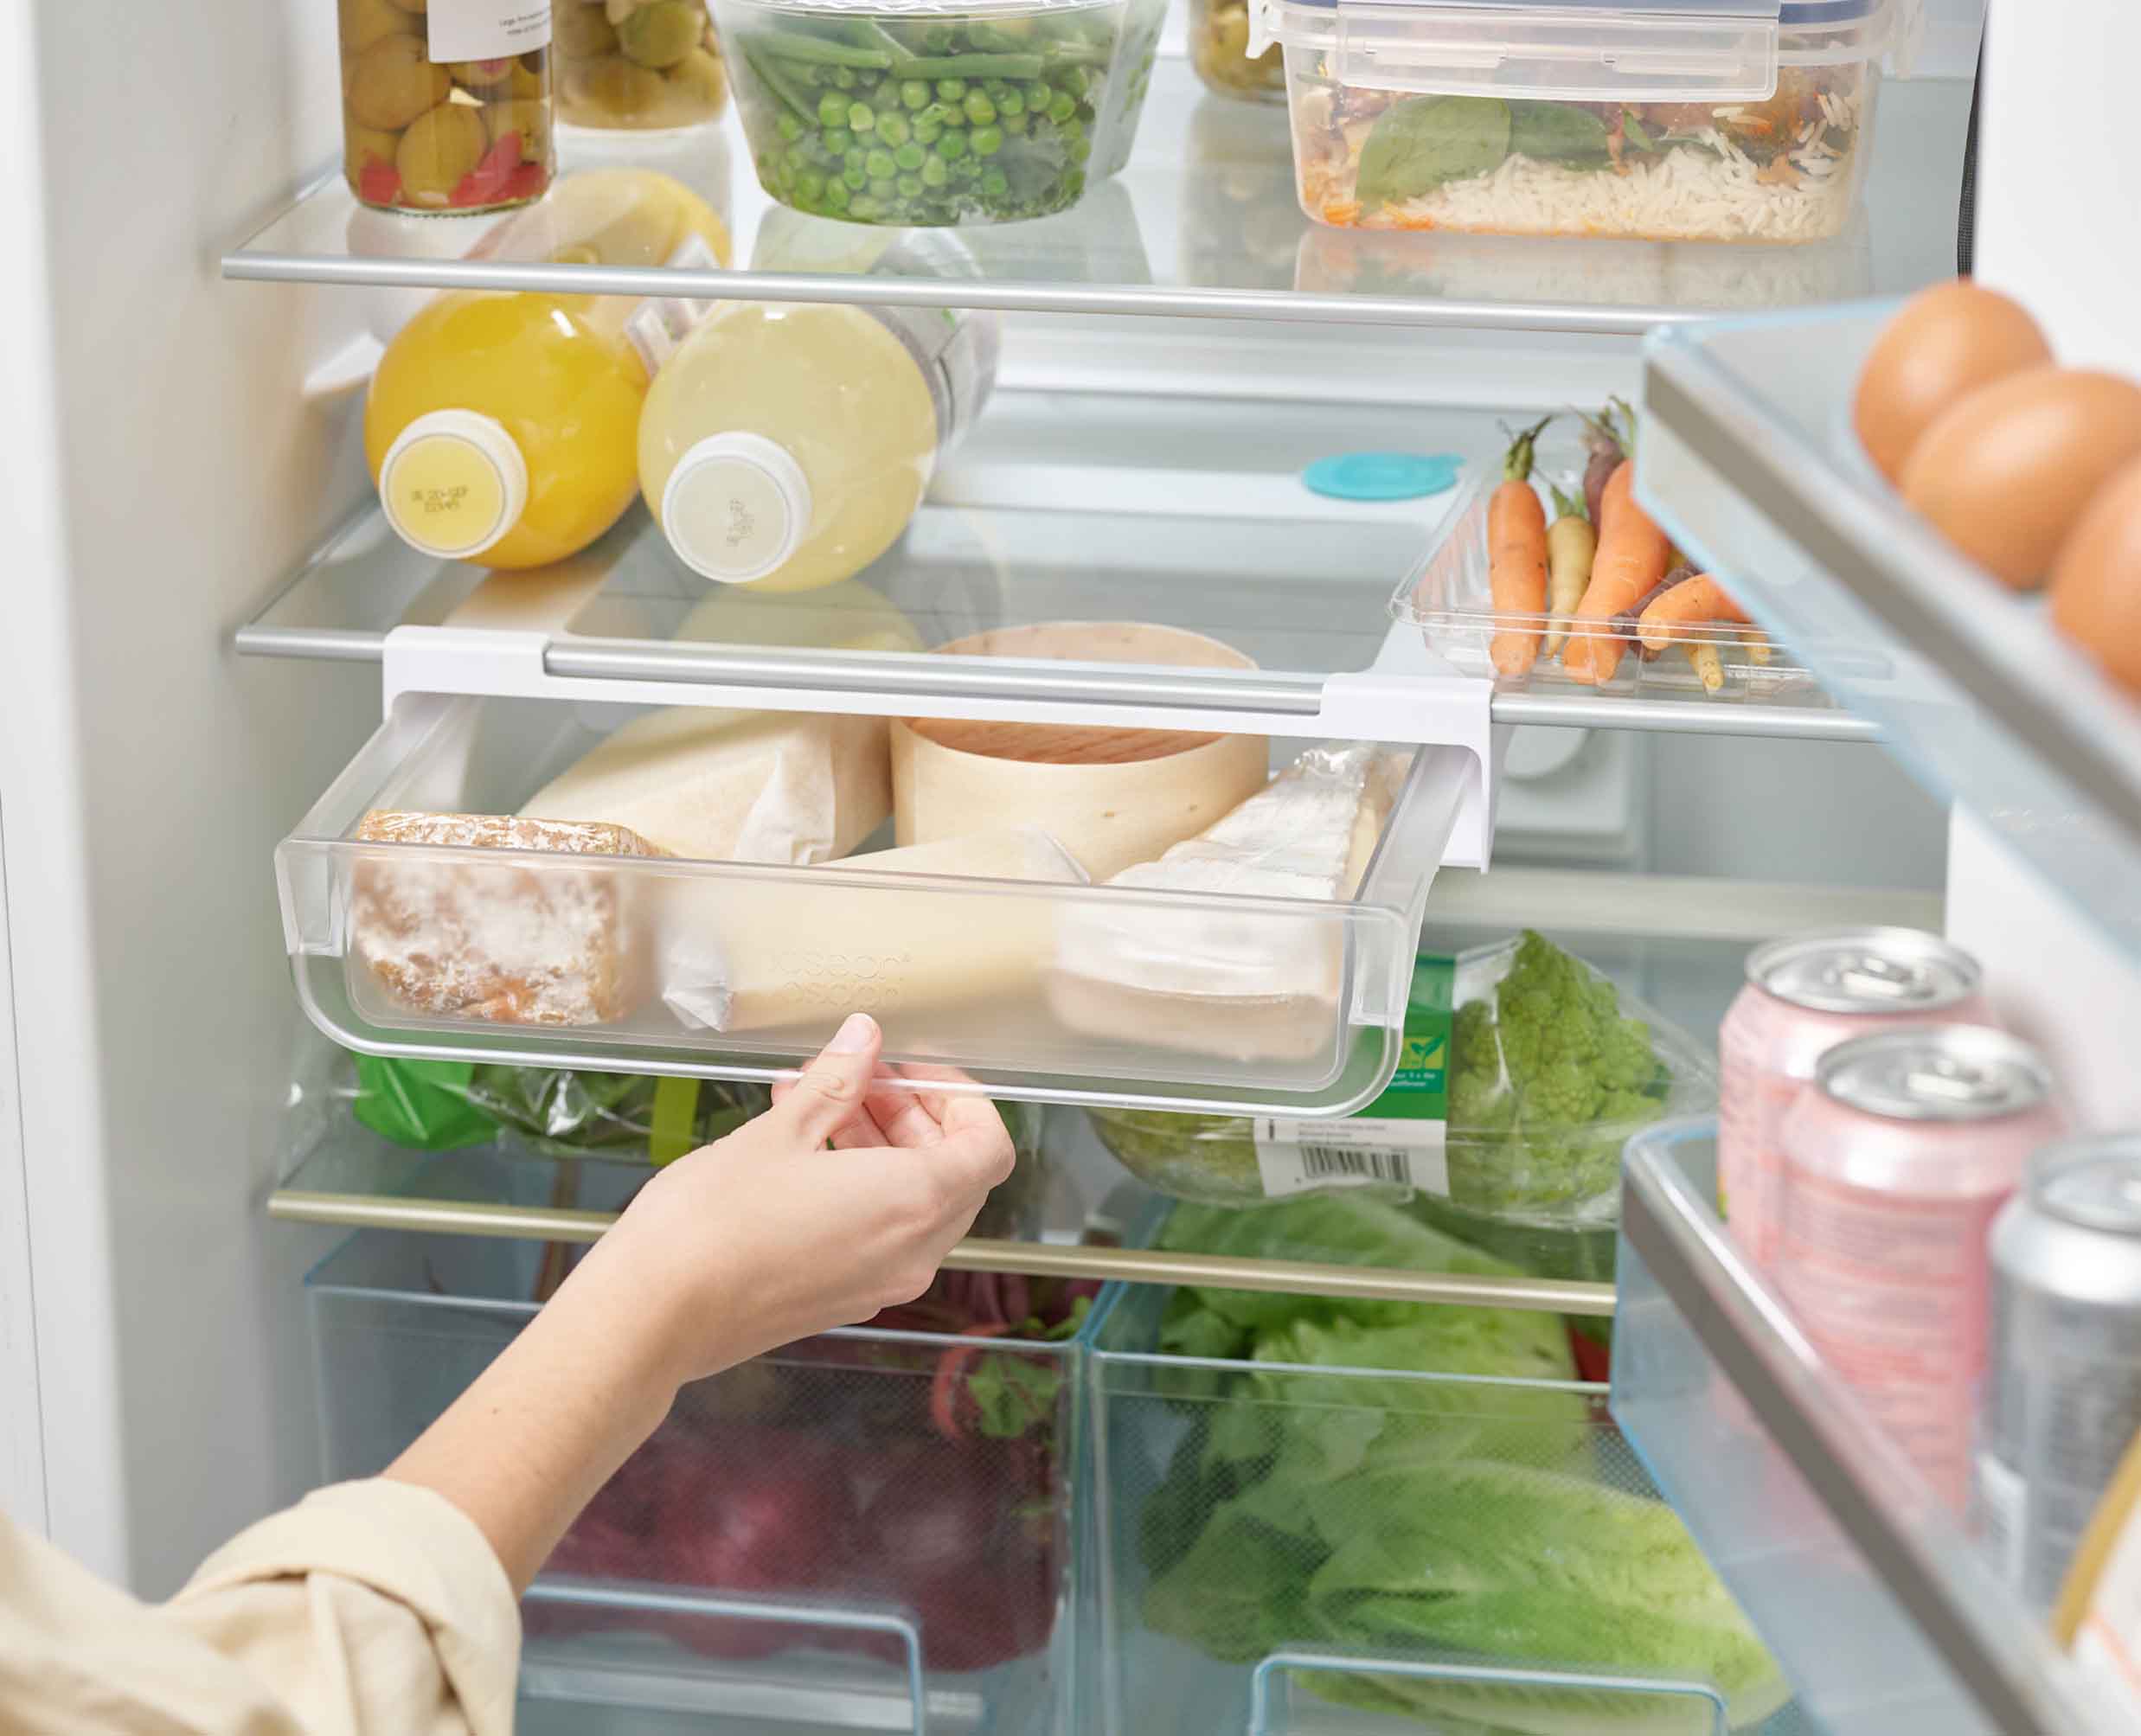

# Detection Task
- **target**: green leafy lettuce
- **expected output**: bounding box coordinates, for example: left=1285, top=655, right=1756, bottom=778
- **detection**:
left=1138, top=1194, right=1784, bottom=1734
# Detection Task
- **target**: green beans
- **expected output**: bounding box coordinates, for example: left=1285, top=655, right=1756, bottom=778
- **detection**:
left=734, top=3, right=1127, bottom=224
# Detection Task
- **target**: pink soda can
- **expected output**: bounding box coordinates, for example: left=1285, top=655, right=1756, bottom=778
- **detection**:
left=1777, top=1024, right=2065, bottom=1511
left=1719, top=927, right=1990, bottom=1269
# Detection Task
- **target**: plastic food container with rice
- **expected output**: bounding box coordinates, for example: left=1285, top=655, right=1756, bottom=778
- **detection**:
left=1253, top=0, right=1896, bottom=240
left=713, top=0, right=1165, bottom=225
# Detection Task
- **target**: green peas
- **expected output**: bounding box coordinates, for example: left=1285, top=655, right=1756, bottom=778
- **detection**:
left=869, top=176, right=895, bottom=197
left=963, top=91, right=995, bottom=124
left=823, top=126, right=851, bottom=154
left=818, top=91, right=848, bottom=126
left=844, top=146, right=865, bottom=172
left=980, top=166, right=1009, bottom=198
left=894, top=140, right=925, bottom=170
left=849, top=193, right=881, bottom=218
left=876, top=111, right=910, bottom=145
left=895, top=172, right=923, bottom=197
left=797, top=167, right=826, bottom=201
left=1003, top=110, right=1029, bottom=134
left=847, top=101, right=874, bottom=131
left=901, top=79, right=931, bottom=108
left=937, top=129, right=966, bottom=160
left=998, top=86, right=1024, bottom=116
left=1047, top=90, right=1076, bottom=124
left=936, top=78, right=967, bottom=99
left=971, top=124, right=1002, bottom=156
left=920, top=153, right=948, bottom=187
left=831, top=66, right=856, bottom=89
left=865, top=146, right=895, bottom=177
left=842, top=162, right=867, bottom=188
left=914, top=116, right=941, bottom=144
left=825, top=178, right=851, bottom=210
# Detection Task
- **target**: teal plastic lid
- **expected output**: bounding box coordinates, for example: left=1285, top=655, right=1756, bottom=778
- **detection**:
left=1304, top=452, right=1463, bottom=502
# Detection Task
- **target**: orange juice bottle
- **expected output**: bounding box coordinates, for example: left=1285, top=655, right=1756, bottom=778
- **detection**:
left=365, top=289, right=650, bottom=568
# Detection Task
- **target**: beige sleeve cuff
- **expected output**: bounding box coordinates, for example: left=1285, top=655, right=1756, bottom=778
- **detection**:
left=173, top=1478, right=521, bottom=1736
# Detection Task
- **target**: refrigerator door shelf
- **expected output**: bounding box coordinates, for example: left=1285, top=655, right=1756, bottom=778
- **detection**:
left=1613, top=1120, right=2118, bottom=1736
left=276, top=694, right=1471, bottom=1116
left=1638, top=300, right=2141, bottom=970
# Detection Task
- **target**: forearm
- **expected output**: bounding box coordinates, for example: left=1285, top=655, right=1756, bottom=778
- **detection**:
left=383, top=1277, right=681, bottom=1594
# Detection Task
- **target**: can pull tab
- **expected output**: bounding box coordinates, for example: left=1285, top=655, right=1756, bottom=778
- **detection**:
left=1905, top=1057, right=1999, bottom=1105
left=1830, top=952, right=1925, bottom=1002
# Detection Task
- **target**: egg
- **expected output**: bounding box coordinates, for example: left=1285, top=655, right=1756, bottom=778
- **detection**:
left=1901, top=368, right=2141, bottom=590
left=1852, top=280, right=2051, bottom=484
left=2050, top=456, right=2141, bottom=692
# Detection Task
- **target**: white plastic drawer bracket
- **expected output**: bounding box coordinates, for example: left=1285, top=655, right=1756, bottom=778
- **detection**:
left=376, top=622, right=1503, bottom=869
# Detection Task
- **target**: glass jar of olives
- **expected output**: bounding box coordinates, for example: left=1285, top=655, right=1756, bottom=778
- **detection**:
left=554, top=0, right=730, bottom=130
left=340, top=0, right=557, bottom=212
left=1188, top=0, right=1281, bottom=103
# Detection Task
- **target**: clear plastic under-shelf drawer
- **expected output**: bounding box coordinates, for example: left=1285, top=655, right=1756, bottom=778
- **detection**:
left=277, top=694, right=1465, bottom=1114
left=307, top=1229, right=1102, bottom=1736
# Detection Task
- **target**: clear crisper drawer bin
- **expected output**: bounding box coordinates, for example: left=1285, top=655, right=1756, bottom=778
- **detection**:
left=1262, top=0, right=1891, bottom=241
left=308, top=1230, right=1103, bottom=1735
left=1088, top=1279, right=1799, bottom=1735
left=276, top=694, right=1461, bottom=1114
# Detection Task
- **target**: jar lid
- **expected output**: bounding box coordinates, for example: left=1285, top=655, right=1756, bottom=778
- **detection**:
left=377, top=410, right=529, bottom=561
left=661, top=432, right=812, bottom=586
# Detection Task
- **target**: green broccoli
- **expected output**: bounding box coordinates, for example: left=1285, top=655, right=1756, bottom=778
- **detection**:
left=1445, top=931, right=1670, bottom=1219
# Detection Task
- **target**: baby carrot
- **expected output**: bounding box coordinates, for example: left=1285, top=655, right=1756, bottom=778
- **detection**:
left=1636, top=573, right=1751, bottom=650
left=1561, top=458, right=1673, bottom=685
left=1488, top=418, right=1553, bottom=678
left=1542, top=482, right=1596, bottom=659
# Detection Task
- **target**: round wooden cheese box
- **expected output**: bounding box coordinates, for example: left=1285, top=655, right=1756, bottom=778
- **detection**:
left=891, top=623, right=1271, bottom=882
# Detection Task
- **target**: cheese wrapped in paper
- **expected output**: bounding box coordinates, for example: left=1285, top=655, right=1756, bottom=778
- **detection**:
left=1046, top=744, right=1407, bottom=1060
left=661, top=826, right=1087, bottom=1034
left=522, top=705, right=891, bottom=866
left=349, top=810, right=668, bottom=1028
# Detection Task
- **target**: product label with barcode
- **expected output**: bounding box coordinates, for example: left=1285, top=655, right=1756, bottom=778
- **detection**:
left=428, top=0, right=551, bottom=63
left=1253, top=1117, right=1450, bottom=1198
left=1251, top=953, right=1455, bottom=1199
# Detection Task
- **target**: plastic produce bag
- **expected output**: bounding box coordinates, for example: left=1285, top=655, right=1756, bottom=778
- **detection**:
left=1086, top=933, right=1714, bottom=1278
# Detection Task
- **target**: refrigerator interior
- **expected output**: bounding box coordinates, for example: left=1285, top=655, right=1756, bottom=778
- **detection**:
left=40, top=0, right=2141, bottom=1731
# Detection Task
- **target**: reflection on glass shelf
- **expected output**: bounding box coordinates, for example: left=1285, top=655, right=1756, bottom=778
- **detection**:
left=1640, top=303, right=2141, bottom=964
left=228, top=61, right=1971, bottom=329
left=1614, top=1123, right=2115, bottom=1736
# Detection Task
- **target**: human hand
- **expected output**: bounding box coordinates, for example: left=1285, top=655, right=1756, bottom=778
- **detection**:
left=564, top=1013, right=1017, bottom=1391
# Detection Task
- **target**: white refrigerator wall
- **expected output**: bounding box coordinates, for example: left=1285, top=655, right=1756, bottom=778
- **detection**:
left=0, top=0, right=379, bottom=1591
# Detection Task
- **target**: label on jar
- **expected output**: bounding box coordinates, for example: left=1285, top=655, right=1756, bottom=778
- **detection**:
left=428, top=0, right=552, bottom=63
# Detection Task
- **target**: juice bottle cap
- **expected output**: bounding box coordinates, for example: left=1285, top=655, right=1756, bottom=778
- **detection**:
left=377, top=410, right=529, bottom=561
left=663, top=432, right=812, bottom=586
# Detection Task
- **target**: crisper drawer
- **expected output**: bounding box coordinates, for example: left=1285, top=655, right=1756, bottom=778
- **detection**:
left=277, top=694, right=1470, bottom=1114
left=1088, top=1279, right=1802, bottom=1736
left=307, top=1230, right=1100, bottom=1736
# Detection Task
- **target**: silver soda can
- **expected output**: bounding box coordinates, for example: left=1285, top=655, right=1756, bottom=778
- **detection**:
left=1778, top=1025, right=2065, bottom=1511
left=1977, top=1136, right=2141, bottom=1612
left=1720, top=927, right=1990, bottom=1270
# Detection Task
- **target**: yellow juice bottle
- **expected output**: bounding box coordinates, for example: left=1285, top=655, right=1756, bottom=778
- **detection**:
left=638, top=301, right=996, bottom=593
left=365, top=288, right=651, bottom=569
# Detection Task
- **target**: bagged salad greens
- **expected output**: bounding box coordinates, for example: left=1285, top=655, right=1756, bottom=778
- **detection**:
left=1133, top=1195, right=1787, bottom=1733
left=339, top=1055, right=1047, bottom=1237
left=1087, top=932, right=1713, bottom=1278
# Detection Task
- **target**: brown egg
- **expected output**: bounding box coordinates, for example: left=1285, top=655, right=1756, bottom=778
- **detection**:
left=1852, top=279, right=2051, bottom=484
left=1901, top=368, right=2141, bottom=590
left=2050, top=456, right=2141, bottom=693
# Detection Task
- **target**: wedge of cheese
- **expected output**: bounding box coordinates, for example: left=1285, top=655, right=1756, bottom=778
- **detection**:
left=522, top=706, right=891, bottom=866
left=1046, top=743, right=1408, bottom=1061
left=659, top=826, right=1087, bottom=1034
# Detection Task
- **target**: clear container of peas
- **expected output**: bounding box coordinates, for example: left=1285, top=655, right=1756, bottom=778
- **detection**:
left=711, top=0, right=1138, bottom=225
